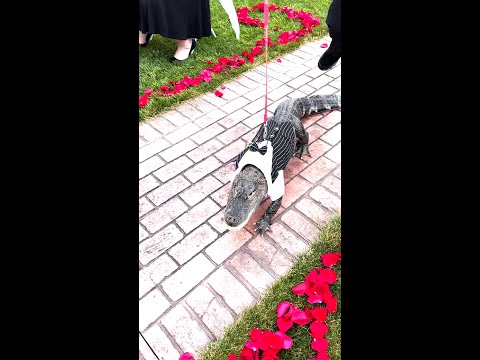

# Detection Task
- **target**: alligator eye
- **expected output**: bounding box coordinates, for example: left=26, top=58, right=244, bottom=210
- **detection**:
left=248, top=191, right=255, bottom=198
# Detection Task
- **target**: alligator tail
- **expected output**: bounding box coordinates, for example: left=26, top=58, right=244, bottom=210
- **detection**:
left=274, top=94, right=341, bottom=119
left=294, top=94, right=341, bottom=118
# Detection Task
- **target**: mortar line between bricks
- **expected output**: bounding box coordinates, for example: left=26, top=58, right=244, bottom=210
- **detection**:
left=242, top=247, right=280, bottom=281
left=292, top=171, right=340, bottom=210
left=224, top=262, right=261, bottom=299
left=139, top=154, right=165, bottom=171
left=203, top=242, right=259, bottom=299
left=303, top=190, right=338, bottom=219
left=183, top=300, right=218, bottom=341
left=161, top=221, right=221, bottom=266
left=257, top=233, right=297, bottom=263
left=140, top=209, right=221, bottom=268
left=278, top=211, right=322, bottom=244
left=157, top=323, right=185, bottom=357
left=183, top=298, right=217, bottom=342
left=156, top=256, right=219, bottom=305
left=310, top=182, right=341, bottom=205
left=139, top=331, right=160, bottom=360
left=203, top=282, right=238, bottom=320
left=141, top=122, right=164, bottom=136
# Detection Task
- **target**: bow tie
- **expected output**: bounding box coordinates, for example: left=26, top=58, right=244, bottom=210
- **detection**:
left=248, top=142, right=268, bottom=155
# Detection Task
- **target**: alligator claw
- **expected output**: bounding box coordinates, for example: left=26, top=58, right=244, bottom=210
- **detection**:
left=300, top=144, right=311, bottom=159
left=255, top=217, right=271, bottom=236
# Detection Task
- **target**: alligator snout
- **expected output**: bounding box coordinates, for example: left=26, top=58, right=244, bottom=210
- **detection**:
left=225, top=211, right=241, bottom=227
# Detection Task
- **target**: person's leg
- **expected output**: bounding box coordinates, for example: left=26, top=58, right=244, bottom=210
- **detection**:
left=173, top=39, right=193, bottom=60
left=139, top=31, right=147, bottom=45
left=171, top=38, right=197, bottom=61
left=319, top=0, right=341, bottom=70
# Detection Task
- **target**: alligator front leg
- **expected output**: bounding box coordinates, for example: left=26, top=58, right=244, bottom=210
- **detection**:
left=295, top=131, right=311, bottom=159
left=255, top=197, right=283, bottom=235
left=293, top=119, right=311, bottom=160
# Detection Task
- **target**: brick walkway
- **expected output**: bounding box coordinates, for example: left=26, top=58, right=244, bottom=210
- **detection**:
left=139, top=36, right=341, bottom=360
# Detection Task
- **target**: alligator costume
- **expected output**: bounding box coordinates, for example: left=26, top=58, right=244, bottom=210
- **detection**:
left=224, top=94, right=341, bottom=235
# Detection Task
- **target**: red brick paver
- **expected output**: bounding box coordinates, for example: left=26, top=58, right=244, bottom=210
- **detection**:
left=138, top=37, right=341, bottom=359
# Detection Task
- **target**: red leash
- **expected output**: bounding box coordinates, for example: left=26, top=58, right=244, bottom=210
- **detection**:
left=263, top=0, right=269, bottom=140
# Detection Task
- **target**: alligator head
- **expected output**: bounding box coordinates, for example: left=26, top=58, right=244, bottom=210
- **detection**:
left=224, top=165, right=268, bottom=230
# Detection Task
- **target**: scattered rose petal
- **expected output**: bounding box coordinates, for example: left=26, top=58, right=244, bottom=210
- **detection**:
left=179, top=353, right=194, bottom=360
left=228, top=354, right=237, bottom=360
left=321, top=43, right=328, bottom=48
left=274, top=27, right=280, bottom=31
left=276, top=58, right=282, bottom=62
left=318, top=269, right=337, bottom=284
left=316, top=350, right=331, bottom=360
left=144, top=88, right=154, bottom=96
left=312, top=337, right=328, bottom=352
left=139, top=95, right=149, bottom=108
left=310, top=320, right=328, bottom=338
left=239, top=345, right=257, bottom=360
left=311, top=307, right=327, bottom=321
left=321, top=252, right=341, bottom=267
left=291, top=308, right=311, bottom=326
left=274, top=331, right=293, bottom=349
left=292, top=282, right=307, bottom=295
left=221, top=86, right=226, bottom=90
left=277, top=316, right=293, bottom=332
left=326, top=296, right=337, bottom=313
left=276, top=301, right=291, bottom=317
left=214, top=90, right=224, bottom=97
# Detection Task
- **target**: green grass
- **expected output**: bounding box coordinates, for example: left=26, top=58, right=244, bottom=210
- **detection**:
left=139, top=0, right=333, bottom=122
left=198, top=214, right=341, bottom=360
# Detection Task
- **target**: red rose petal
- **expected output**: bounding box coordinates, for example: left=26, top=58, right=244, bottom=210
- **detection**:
left=277, top=317, right=293, bottom=332
left=276, top=301, right=291, bottom=317
left=245, top=340, right=257, bottom=352
left=321, top=43, right=328, bottom=48
left=240, top=346, right=257, bottom=360
left=139, top=95, right=149, bottom=108
left=291, top=308, right=311, bottom=326
left=307, top=294, right=323, bottom=304
left=311, top=307, right=327, bottom=321
left=326, top=296, right=337, bottom=313
left=144, top=88, right=154, bottom=96
left=316, top=350, right=331, bottom=360
left=214, top=90, right=224, bottom=97
left=292, top=282, right=307, bottom=295
left=311, top=337, right=328, bottom=352
left=276, top=58, right=282, bottom=62
left=274, top=331, right=293, bottom=349
left=318, top=269, right=337, bottom=284
left=250, top=328, right=262, bottom=341
left=228, top=354, right=237, bottom=360
left=179, top=352, right=194, bottom=360
left=321, top=253, right=340, bottom=267
left=310, top=320, right=328, bottom=338
left=221, top=86, right=226, bottom=90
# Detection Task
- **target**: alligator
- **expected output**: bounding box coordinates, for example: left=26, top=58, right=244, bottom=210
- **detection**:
left=224, top=94, right=341, bottom=235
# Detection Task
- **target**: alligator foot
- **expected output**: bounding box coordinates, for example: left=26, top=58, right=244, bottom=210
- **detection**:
left=254, top=215, right=272, bottom=236
left=295, top=143, right=311, bottom=159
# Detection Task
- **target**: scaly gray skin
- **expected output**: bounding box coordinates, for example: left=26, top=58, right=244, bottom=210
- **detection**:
left=224, top=94, right=341, bottom=235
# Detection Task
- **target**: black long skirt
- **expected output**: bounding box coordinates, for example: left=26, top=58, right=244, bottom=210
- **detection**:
left=139, top=0, right=212, bottom=40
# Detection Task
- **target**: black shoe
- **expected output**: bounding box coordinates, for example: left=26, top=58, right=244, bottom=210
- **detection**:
left=140, top=33, right=153, bottom=48
left=170, top=39, right=197, bottom=62
left=318, top=42, right=341, bottom=70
